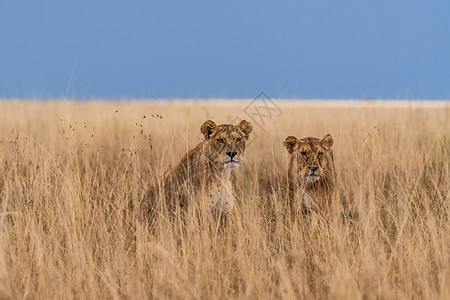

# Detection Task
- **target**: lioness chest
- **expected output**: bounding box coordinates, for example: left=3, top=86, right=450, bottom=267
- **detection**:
left=209, top=170, right=234, bottom=213
left=293, top=180, right=333, bottom=213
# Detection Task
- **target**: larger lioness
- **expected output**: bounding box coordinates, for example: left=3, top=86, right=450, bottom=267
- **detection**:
left=284, top=134, right=336, bottom=217
left=141, top=120, right=253, bottom=224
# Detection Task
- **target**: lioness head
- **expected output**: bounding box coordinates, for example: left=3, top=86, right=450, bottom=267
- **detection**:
left=201, top=120, right=253, bottom=169
left=284, top=134, right=334, bottom=184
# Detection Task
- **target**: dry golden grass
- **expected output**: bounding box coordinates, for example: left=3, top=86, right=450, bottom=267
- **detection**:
left=0, top=100, right=449, bottom=299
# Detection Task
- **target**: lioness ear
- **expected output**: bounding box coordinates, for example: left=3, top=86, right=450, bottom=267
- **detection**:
left=200, top=120, right=217, bottom=140
left=284, top=136, right=299, bottom=154
left=237, top=120, right=253, bottom=140
left=319, top=134, right=333, bottom=149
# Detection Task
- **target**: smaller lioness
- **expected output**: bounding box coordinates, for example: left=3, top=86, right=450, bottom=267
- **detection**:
left=141, top=120, right=253, bottom=225
left=284, top=134, right=335, bottom=216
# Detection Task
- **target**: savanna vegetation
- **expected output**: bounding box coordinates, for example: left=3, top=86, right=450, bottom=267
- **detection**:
left=0, top=100, right=448, bottom=299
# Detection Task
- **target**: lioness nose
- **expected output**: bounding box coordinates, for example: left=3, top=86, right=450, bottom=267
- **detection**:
left=309, top=165, right=319, bottom=172
left=226, top=151, right=237, bottom=159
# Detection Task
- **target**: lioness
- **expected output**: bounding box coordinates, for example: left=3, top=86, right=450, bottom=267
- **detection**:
left=284, top=134, right=335, bottom=216
left=141, top=120, right=253, bottom=225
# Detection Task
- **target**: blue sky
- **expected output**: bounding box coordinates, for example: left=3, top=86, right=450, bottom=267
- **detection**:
left=1, top=1, right=450, bottom=100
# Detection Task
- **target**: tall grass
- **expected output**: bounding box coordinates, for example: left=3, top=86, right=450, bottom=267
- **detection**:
left=0, top=101, right=448, bottom=299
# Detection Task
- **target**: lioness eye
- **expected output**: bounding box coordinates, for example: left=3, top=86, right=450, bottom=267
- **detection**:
left=300, top=152, right=307, bottom=156
left=318, top=152, right=323, bottom=157
left=236, top=138, right=242, bottom=143
left=216, top=139, right=224, bottom=144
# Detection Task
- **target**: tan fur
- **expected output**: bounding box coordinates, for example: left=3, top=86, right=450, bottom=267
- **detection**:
left=284, top=134, right=336, bottom=216
left=141, top=120, right=253, bottom=224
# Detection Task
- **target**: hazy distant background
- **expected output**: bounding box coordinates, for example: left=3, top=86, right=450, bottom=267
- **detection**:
left=1, top=1, right=450, bottom=100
